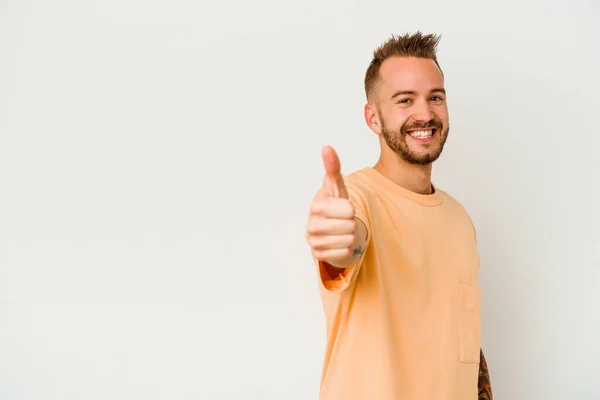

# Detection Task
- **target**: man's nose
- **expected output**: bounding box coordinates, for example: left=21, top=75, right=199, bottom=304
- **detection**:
left=411, top=100, right=434, bottom=124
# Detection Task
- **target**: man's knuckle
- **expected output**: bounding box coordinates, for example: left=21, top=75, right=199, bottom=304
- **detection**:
left=310, top=201, right=322, bottom=215
left=349, top=219, right=357, bottom=232
left=306, top=221, right=320, bottom=235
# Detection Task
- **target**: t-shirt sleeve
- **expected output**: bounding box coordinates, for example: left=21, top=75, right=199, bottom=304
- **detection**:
left=316, top=178, right=372, bottom=292
left=466, top=213, right=480, bottom=270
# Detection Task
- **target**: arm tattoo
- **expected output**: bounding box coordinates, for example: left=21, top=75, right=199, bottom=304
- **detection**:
left=352, top=246, right=364, bottom=258
left=478, top=348, right=493, bottom=400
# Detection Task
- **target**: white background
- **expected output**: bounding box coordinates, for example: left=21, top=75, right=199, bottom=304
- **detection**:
left=1, top=0, right=599, bottom=399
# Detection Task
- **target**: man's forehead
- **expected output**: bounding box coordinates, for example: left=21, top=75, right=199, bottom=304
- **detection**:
left=378, top=56, right=444, bottom=93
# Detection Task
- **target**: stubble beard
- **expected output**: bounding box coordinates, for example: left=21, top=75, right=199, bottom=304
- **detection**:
left=380, top=119, right=449, bottom=166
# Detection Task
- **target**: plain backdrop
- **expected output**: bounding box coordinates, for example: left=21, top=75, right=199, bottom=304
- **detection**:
left=1, top=0, right=599, bottom=399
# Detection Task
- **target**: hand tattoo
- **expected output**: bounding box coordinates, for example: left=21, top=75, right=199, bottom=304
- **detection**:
left=352, top=246, right=364, bottom=257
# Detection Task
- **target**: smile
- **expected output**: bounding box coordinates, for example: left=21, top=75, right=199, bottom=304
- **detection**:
left=407, top=128, right=438, bottom=141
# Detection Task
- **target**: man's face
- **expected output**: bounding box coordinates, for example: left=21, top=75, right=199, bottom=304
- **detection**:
left=372, top=56, right=449, bottom=166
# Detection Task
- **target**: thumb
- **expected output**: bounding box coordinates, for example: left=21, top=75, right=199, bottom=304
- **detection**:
left=321, top=146, right=348, bottom=199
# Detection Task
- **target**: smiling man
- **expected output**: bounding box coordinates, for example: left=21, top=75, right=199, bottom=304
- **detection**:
left=305, top=32, right=492, bottom=400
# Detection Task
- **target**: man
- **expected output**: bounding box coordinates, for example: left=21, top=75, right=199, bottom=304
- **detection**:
left=305, top=32, right=493, bottom=399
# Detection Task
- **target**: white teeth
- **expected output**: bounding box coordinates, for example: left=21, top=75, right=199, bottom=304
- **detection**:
left=409, top=129, right=433, bottom=139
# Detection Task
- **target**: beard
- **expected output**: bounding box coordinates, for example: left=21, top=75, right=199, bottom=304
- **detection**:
left=380, top=114, right=449, bottom=166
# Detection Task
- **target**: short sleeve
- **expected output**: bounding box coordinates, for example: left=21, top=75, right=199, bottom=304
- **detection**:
left=316, top=178, right=372, bottom=292
left=465, top=213, right=480, bottom=270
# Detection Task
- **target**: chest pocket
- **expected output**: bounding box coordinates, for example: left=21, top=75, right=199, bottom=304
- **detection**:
left=458, top=284, right=481, bottom=363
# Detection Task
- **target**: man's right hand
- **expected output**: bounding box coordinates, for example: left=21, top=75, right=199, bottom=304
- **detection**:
left=306, top=146, right=366, bottom=269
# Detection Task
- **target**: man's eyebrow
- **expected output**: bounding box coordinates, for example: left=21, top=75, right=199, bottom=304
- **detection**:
left=390, top=88, right=446, bottom=99
left=390, top=90, right=416, bottom=99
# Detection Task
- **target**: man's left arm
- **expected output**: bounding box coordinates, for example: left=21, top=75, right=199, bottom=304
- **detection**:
left=478, top=348, right=493, bottom=400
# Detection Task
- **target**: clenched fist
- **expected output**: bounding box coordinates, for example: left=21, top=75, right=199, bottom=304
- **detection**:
left=306, top=146, right=367, bottom=269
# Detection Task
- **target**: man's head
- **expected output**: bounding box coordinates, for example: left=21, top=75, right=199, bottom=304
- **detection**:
left=364, top=32, right=449, bottom=166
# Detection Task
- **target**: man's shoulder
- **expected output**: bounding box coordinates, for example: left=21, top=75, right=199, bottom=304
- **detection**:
left=342, top=168, right=376, bottom=196
left=436, top=188, right=478, bottom=234
left=436, top=187, right=462, bottom=205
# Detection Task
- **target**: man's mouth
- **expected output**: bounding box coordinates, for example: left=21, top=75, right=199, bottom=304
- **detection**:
left=407, top=128, right=438, bottom=140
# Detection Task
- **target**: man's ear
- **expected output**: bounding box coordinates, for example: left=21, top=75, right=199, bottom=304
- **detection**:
left=364, top=103, right=382, bottom=135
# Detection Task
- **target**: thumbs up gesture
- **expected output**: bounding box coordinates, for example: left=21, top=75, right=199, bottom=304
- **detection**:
left=321, top=145, right=349, bottom=200
left=306, top=146, right=365, bottom=268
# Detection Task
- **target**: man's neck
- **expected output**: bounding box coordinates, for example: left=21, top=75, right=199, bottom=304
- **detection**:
left=373, top=156, right=433, bottom=195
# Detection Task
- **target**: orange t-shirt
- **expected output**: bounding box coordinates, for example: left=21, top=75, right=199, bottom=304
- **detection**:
left=315, top=167, right=481, bottom=400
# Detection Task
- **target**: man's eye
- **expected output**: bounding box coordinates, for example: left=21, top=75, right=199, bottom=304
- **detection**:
left=398, top=98, right=411, bottom=104
left=430, top=96, right=443, bottom=102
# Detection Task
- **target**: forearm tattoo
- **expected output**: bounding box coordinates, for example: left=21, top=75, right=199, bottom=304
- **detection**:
left=478, top=348, right=493, bottom=400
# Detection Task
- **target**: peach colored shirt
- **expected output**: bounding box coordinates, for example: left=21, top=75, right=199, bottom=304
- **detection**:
left=316, top=167, right=481, bottom=400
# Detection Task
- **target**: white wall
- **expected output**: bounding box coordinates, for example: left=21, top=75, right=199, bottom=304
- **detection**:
left=1, top=0, right=598, bottom=399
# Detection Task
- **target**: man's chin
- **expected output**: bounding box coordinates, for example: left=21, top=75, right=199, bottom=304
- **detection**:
left=403, top=150, right=443, bottom=166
